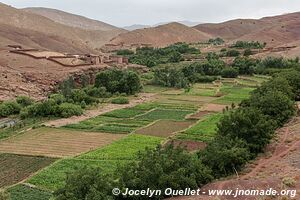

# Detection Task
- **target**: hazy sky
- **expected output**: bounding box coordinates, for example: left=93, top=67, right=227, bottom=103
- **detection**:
left=1, top=0, right=300, bottom=27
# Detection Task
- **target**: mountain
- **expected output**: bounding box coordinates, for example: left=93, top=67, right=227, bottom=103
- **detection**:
left=0, top=3, right=124, bottom=53
left=123, top=24, right=151, bottom=31
left=23, top=7, right=122, bottom=32
left=123, top=21, right=202, bottom=31
left=109, top=22, right=211, bottom=47
left=194, top=12, right=300, bottom=47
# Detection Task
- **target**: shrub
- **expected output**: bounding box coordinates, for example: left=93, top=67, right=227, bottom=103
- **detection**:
left=16, top=96, right=33, bottom=107
left=243, top=48, right=253, bottom=56
left=276, top=70, right=300, bottom=100
left=0, top=101, right=21, bottom=117
left=49, top=94, right=66, bottom=104
left=200, top=136, right=251, bottom=178
left=116, top=49, right=134, bottom=56
left=58, top=103, right=83, bottom=118
left=111, top=97, right=129, bottom=104
left=226, top=49, right=241, bottom=57
left=221, top=67, right=239, bottom=78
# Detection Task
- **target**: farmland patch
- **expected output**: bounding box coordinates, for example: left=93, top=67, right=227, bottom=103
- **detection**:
left=0, top=154, right=56, bottom=188
left=7, top=184, right=52, bottom=200
left=0, top=127, right=125, bottom=157
left=137, top=109, right=193, bottom=121
left=135, top=120, right=196, bottom=138
left=176, top=113, right=223, bottom=142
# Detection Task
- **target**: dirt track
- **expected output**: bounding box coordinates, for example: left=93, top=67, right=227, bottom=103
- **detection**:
left=44, top=93, right=156, bottom=127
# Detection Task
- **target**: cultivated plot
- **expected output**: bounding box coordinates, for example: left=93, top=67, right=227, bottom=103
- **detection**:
left=135, top=120, right=196, bottom=138
left=7, top=184, right=52, bottom=200
left=0, top=153, right=56, bottom=188
left=0, top=127, right=125, bottom=157
left=28, top=134, right=163, bottom=190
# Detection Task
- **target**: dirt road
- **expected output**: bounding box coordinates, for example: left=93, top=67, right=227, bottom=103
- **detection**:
left=44, top=93, right=156, bottom=127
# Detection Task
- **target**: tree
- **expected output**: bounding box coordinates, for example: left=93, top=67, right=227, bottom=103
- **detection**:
left=221, top=67, right=239, bottom=78
left=55, top=167, right=115, bottom=200
left=200, top=136, right=251, bottom=178
left=95, top=70, right=141, bottom=95
left=118, top=145, right=213, bottom=199
left=247, top=91, right=296, bottom=126
left=217, top=107, right=277, bottom=154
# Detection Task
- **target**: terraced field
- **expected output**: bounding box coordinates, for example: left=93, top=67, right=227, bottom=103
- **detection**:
left=135, top=120, right=196, bottom=137
left=1, top=77, right=268, bottom=199
left=0, top=154, right=56, bottom=188
left=0, top=127, right=125, bottom=157
left=27, top=134, right=163, bottom=190
left=7, top=184, right=52, bottom=200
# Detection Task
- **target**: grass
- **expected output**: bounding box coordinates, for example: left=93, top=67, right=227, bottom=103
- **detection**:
left=0, top=154, right=56, bottom=188
left=78, top=134, right=163, bottom=160
left=136, top=109, right=193, bottom=121
left=7, top=184, right=52, bottom=200
left=176, top=113, right=223, bottom=142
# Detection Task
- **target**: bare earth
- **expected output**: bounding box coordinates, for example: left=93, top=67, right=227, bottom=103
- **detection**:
left=0, top=127, right=126, bottom=158
left=44, top=93, right=156, bottom=127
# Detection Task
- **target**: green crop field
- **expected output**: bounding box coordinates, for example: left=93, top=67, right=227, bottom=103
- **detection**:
left=8, top=184, right=52, bottom=200
left=176, top=113, right=224, bottom=142
left=27, top=159, right=128, bottom=191
left=213, top=85, right=255, bottom=105
left=78, top=134, right=163, bottom=160
left=136, top=109, right=193, bottom=121
left=27, top=134, right=162, bottom=190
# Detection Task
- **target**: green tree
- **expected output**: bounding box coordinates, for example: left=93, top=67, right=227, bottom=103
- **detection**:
left=200, top=136, right=251, bottom=178
left=217, top=107, right=277, bottom=154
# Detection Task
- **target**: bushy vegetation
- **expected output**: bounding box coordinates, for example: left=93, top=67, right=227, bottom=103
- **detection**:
left=55, top=145, right=213, bottom=200
left=111, top=97, right=129, bottom=104
left=226, top=49, right=241, bottom=57
left=232, top=41, right=266, bottom=49
left=221, top=67, right=238, bottom=78
left=129, top=43, right=199, bottom=67
left=0, top=101, right=21, bottom=117
left=95, top=69, right=142, bottom=95
left=116, top=49, right=134, bottom=56
left=208, top=38, right=224, bottom=45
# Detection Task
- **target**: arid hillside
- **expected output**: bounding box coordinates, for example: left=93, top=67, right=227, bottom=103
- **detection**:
left=109, top=22, right=211, bottom=47
left=23, top=7, right=123, bottom=32
left=0, top=3, right=124, bottom=52
left=194, top=12, right=300, bottom=47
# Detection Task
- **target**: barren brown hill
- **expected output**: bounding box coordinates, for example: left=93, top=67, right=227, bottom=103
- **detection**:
left=194, top=19, right=271, bottom=40
left=109, top=22, right=211, bottom=47
left=0, top=3, right=124, bottom=52
left=23, top=7, right=122, bottom=32
left=194, top=12, right=300, bottom=47
left=237, top=13, right=300, bottom=47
